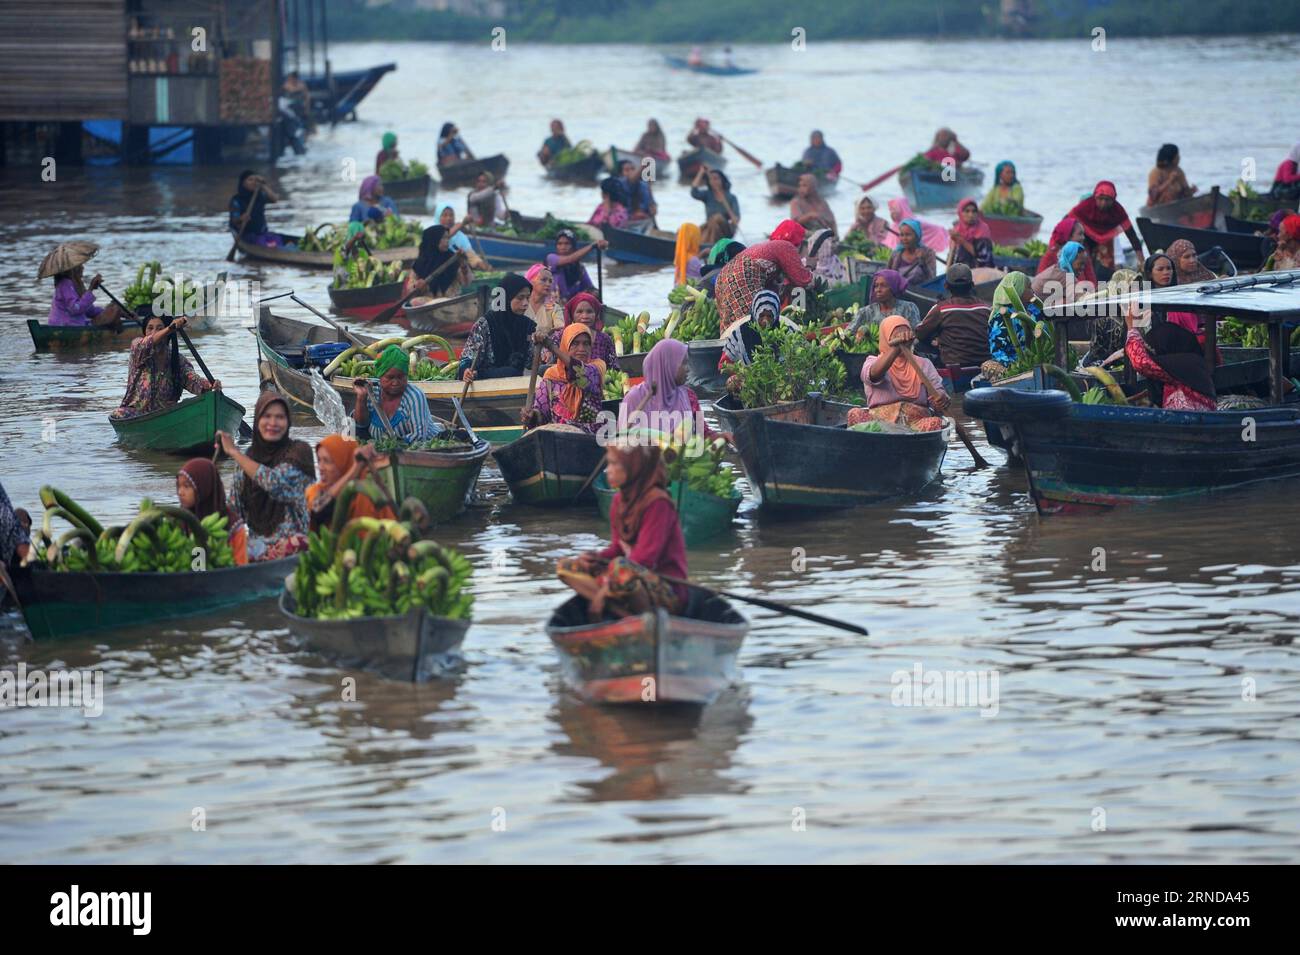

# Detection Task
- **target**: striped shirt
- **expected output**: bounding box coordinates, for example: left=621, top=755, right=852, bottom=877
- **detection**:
left=360, top=382, right=444, bottom=444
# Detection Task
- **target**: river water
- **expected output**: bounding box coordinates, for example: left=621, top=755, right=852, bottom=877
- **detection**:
left=2, top=39, right=1299, bottom=864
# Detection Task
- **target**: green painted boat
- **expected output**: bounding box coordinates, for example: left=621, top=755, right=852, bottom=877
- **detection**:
left=27, top=319, right=135, bottom=352
left=493, top=426, right=605, bottom=505
left=110, top=390, right=246, bottom=455
left=594, top=473, right=741, bottom=547
left=372, top=440, right=491, bottom=523
left=14, top=557, right=297, bottom=640
left=820, top=276, right=872, bottom=312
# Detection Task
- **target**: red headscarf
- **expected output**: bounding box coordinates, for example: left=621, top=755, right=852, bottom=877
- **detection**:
left=953, top=198, right=992, bottom=242
left=770, top=219, right=806, bottom=246
left=1069, top=181, right=1132, bottom=243
left=1280, top=214, right=1300, bottom=244
left=563, top=291, right=603, bottom=327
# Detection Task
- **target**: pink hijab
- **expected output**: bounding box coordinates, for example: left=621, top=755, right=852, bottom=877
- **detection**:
left=358, top=175, right=382, bottom=202
left=622, top=338, right=694, bottom=432
left=885, top=198, right=949, bottom=252
left=953, top=198, right=993, bottom=242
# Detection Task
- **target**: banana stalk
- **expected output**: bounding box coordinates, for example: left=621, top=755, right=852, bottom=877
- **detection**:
left=323, top=345, right=361, bottom=378
left=40, top=487, right=103, bottom=537
left=1081, top=365, right=1128, bottom=405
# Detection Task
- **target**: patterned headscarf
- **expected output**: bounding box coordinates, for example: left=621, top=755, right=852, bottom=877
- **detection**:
left=1166, top=238, right=1215, bottom=284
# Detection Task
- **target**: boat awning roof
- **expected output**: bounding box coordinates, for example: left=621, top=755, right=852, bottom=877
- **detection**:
left=1044, top=269, right=1300, bottom=323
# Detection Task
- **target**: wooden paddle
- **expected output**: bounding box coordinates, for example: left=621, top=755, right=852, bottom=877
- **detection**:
left=226, top=184, right=261, bottom=262
left=571, top=383, right=657, bottom=501
left=287, top=293, right=367, bottom=349
left=521, top=336, right=543, bottom=422
left=896, top=344, right=989, bottom=469
left=450, top=395, right=478, bottom=444
left=716, top=133, right=762, bottom=169
left=371, top=251, right=465, bottom=326
left=657, top=573, right=867, bottom=635
left=596, top=246, right=603, bottom=299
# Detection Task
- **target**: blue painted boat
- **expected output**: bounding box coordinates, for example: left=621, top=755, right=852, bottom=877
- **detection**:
left=899, top=164, right=986, bottom=211
left=472, top=231, right=556, bottom=267
left=663, top=55, right=757, bottom=76
left=604, top=223, right=676, bottom=265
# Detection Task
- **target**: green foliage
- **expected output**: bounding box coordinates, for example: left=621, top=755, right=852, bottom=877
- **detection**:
left=851, top=421, right=884, bottom=432
left=379, top=158, right=430, bottom=181
left=665, top=435, right=737, bottom=499
left=372, top=434, right=471, bottom=452
left=840, top=230, right=889, bottom=259
left=331, top=247, right=408, bottom=289
left=551, top=140, right=595, bottom=166
left=124, top=261, right=162, bottom=309
left=734, top=325, right=845, bottom=409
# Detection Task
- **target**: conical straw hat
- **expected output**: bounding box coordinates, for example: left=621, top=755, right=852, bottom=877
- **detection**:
left=38, top=241, right=99, bottom=280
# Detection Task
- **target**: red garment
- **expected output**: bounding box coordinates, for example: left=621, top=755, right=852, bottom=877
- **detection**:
left=1274, top=159, right=1300, bottom=186
left=1069, top=183, right=1133, bottom=245
left=1124, top=330, right=1216, bottom=411
left=923, top=143, right=970, bottom=164
left=375, top=149, right=397, bottom=173
left=595, top=497, right=688, bottom=602
left=684, top=387, right=719, bottom=438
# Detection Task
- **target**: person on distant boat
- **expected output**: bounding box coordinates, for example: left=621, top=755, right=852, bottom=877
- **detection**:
left=949, top=198, right=995, bottom=269
left=618, top=160, right=657, bottom=221
left=915, top=264, right=992, bottom=371
left=352, top=345, right=447, bottom=445
left=525, top=323, right=606, bottom=433
left=846, top=195, right=890, bottom=248
left=458, top=273, right=537, bottom=382
left=218, top=392, right=312, bottom=564
left=687, top=46, right=704, bottom=68
left=1068, top=180, right=1145, bottom=274
left=542, top=291, right=618, bottom=370
left=722, top=46, right=735, bottom=69
left=627, top=338, right=726, bottom=440
left=466, top=171, right=509, bottom=227
left=375, top=131, right=399, bottom=173
left=847, top=269, right=921, bottom=332
left=590, top=177, right=630, bottom=229
left=790, top=174, right=837, bottom=234
left=884, top=198, right=949, bottom=253
left=1124, top=308, right=1216, bottom=412
left=546, top=229, right=607, bottom=303
left=846, top=315, right=949, bottom=432
left=538, top=119, right=571, bottom=166
left=806, top=228, right=848, bottom=285
left=1031, top=240, right=1090, bottom=305
left=1039, top=215, right=1097, bottom=286
left=1147, top=144, right=1197, bottom=207
left=923, top=127, right=970, bottom=167
left=46, top=260, right=123, bottom=329
left=350, top=175, right=399, bottom=223
left=433, top=201, right=488, bottom=270
left=885, top=218, right=937, bottom=287
left=437, top=122, right=474, bottom=166
left=673, top=222, right=703, bottom=286
left=556, top=440, right=689, bottom=620
left=525, top=263, right=565, bottom=339
left=1270, top=142, right=1300, bottom=201
left=228, top=170, right=284, bottom=246
left=634, top=119, right=669, bottom=161
left=981, top=160, right=1025, bottom=217
left=691, top=165, right=741, bottom=244
left=111, top=315, right=217, bottom=420
left=406, top=224, right=465, bottom=300
left=687, top=118, right=723, bottom=155
left=800, top=130, right=842, bottom=180
left=305, top=434, right=396, bottom=534
left=713, top=219, right=813, bottom=334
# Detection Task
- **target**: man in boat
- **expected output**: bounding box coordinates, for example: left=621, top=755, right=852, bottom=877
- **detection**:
left=352, top=345, right=447, bottom=446
left=913, top=264, right=992, bottom=375
left=800, top=131, right=842, bottom=181
left=538, top=119, right=570, bottom=167
left=687, top=118, right=723, bottom=155
left=616, top=160, right=658, bottom=223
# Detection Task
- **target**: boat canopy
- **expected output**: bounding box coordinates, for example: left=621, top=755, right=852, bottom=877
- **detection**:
left=1043, top=270, right=1300, bottom=323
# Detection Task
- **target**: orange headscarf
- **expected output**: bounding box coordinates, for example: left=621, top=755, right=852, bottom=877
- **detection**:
left=542, top=324, right=604, bottom=420
left=878, top=315, right=923, bottom=401
left=673, top=222, right=701, bottom=286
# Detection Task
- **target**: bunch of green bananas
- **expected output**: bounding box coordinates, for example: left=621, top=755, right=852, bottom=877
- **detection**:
left=603, top=369, right=629, bottom=400
left=671, top=290, right=721, bottom=342
left=667, top=281, right=703, bottom=305
left=664, top=435, right=737, bottom=499
left=610, top=312, right=663, bottom=357
left=411, top=359, right=457, bottom=381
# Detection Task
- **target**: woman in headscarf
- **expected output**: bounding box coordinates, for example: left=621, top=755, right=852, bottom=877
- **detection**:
left=228, top=170, right=282, bottom=246
left=806, top=228, right=848, bottom=285
left=305, top=434, right=396, bottom=533
left=526, top=324, right=606, bottom=433
left=634, top=119, right=669, bottom=160
left=1271, top=142, right=1300, bottom=200
left=1147, top=144, right=1197, bottom=207
left=845, top=196, right=890, bottom=249
left=985, top=272, right=1044, bottom=369
left=1166, top=238, right=1215, bottom=285
left=1031, top=240, right=1089, bottom=305
left=719, top=289, right=801, bottom=380
left=352, top=344, right=447, bottom=444
left=217, top=392, right=314, bottom=563
left=981, top=161, right=1025, bottom=217
left=111, top=315, right=217, bottom=420
left=177, top=458, right=228, bottom=522
left=790, top=174, right=837, bottom=233
left=1123, top=309, right=1216, bottom=411
left=673, top=222, right=703, bottom=286
left=1038, top=216, right=1097, bottom=285
left=691, top=165, right=741, bottom=244
left=800, top=130, right=842, bottom=179
left=375, top=132, right=399, bottom=173
left=846, top=315, right=949, bottom=432
left=1076, top=268, right=1140, bottom=368
left=45, top=253, right=123, bottom=329
left=350, top=175, right=400, bottom=224
left=467, top=170, right=508, bottom=227
left=713, top=220, right=813, bottom=333
left=884, top=198, right=949, bottom=252
left=1068, top=180, right=1145, bottom=273
left=1267, top=214, right=1300, bottom=271
left=458, top=273, right=537, bottom=382
left=848, top=269, right=920, bottom=333
left=546, top=229, right=606, bottom=303
left=538, top=119, right=571, bottom=166
left=404, top=225, right=463, bottom=299
left=524, top=263, right=565, bottom=338
left=437, top=122, right=474, bottom=166
left=923, top=128, right=970, bottom=166
left=699, top=238, right=745, bottom=296
left=543, top=291, right=617, bottom=369
left=432, top=201, right=487, bottom=270
left=589, top=177, right=630, bottom=229
left=625, top=337, right=723, bottom=439
left=556, top=441, right=688, bottom=620
left=949, top=198, right=995, bottom=269
left=885, top=218, right=937, bottom=286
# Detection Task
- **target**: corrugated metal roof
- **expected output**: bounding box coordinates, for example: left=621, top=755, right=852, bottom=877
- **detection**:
left=0, top=0, right=127, bottom=121
left=1045, top=270, right=1300, bottom=323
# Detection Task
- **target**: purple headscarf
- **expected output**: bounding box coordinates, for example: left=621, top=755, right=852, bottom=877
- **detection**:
left=1269, top=209, right=1289, bottom=233
left=359, top=175, right=382, bottom=202
left=622, top=338, right=694, bottom=432
left=870, top=268, right=909, bottom=303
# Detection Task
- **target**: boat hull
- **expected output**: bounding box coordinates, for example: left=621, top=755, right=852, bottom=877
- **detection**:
left=899, top=165, right=986, bottom=210
left=1138, top=188, right=1224, bottom=231
left=545, top=153, right=605, bottom=184
left=110, top=390, right=246, bottom=454
left=1136, top=217, right=1271, bottom=271
left=402, top=289, right=482, bottom=339
left=382, top=174, right=436, bottom=210
left=17, top=557, right=296, bottom=639
left=327, top=280, right=406, bottom=319
left=374, top=441, right=490, bottom=523
left=685, top=339, right=727, bottom=396
left=236, top=233, right=416, bottom=270
left=603, top=223, right=677, bottom=265
left=334, top=373, right=528, bottom=444
left=437, top=154, right=510, bottom=190
left=713, top=395, right=950, bottom=510
left=663, top=55, right=757, bottom=77
left=27, top=319, right=134, bottom=352
left=493, top=427, right=605, bottom=505
left=984, top=210, right=1043, bottom=246
left=765, top=163, right=837, bottom=199
left=677, top=147, right=725, bottom=180
left=594, top=473, right=741, bottom=547
left=603, top=146, right=670, bottom=182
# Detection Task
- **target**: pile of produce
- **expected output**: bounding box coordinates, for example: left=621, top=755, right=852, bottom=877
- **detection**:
left=901, top=153, right=945, bottom=175
left=780, top=282, right=842, bottom=329
left=291, top=490, right=474, bottom=621
left=123, top=261, right=163, bottom=310
left=669, top=286, right=720, bottom=341
left=1216, top=316, right=1300, bottom=348
left=992, top=238, right=1048, bottom=260
left=611, top=311, right=663, bottom=356
left=840, top=231, right=890, bottom=259
left=850, top=421, right=885, bottom=433
left=663, top=434, right=738, bottom=499
left=551, top=139, right=595, bottom=167
left=603, top=368, right=630, bottom=400
left=378, top=158, right=430, bottom=181
left=824, top=322, right=879, bottom=356
left=1232, top=179, right=1260, bottom=200
left=32, top=488, right=233, bottom=573
left=301, top=218, right=422, bottom=254
left=325, top=335, right=458, bottom=381
left=491, top=215, right=590, bottom=242
left=331, top=248, right=408, bottom=290
left=731, top=325, right=845, bottom=409
left=373, top=434, right=473, bottom=453
left=667, top=281, right=703, bottom=306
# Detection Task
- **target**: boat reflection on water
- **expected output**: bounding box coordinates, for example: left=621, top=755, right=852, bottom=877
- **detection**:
left=550, top=688, right=752, bottom=803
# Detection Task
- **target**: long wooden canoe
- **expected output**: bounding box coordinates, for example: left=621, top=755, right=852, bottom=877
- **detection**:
left=402, top=288, right=483, bottom=340
left=493, top=427, right=605, bottom=504
left=327, top=280, right=407, bottom=320
left=1229, top=189, right=1296, bottom=222
left=16, top=556, right=296, bottom=639
left=382, top=173, right=437, bottom=210
left=898, top=164, right=986, bottom=211
left=1138, top=186, right=1225, bottom=231
left=713, top=393, right=951, bottom=510
left=677, top=147, right=725, bottom=181
left=546, top=589, right=749, bottom=705
left=603, top=222, right=677, bottom=265
left=663, top=54, right=758, bottom=77
left=984, top=209, right=1044, bottom=246
left=436, top=153, right=510, bottom=190
left=765, top=163, right=838, bottom=199
left=372, top=440, right=491, bottom=523
left=545, top=153, right=605, bottom=185
left=1136, top=217, right=1271, bottom=271
left=594, top=472, right=741, bottom=547
left=110, top=390, right=246, bottom=454
left=27, top=319, right=136, bottom=352
left=235, top=232, right=416, bottom=269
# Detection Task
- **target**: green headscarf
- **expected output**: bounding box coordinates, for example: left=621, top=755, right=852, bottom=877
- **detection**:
left=708, top=239, right=745, bottom=266
left=382, top=131, right=397, bottom=151
left=991, top=271, right=1031, bottom=320
left=373, top=344, right=408, bottom=379
left=346, top=221, right=366, bottom=240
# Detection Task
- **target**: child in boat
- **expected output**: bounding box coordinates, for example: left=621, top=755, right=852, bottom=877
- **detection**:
left=177, top=457, right=243, bottom=563
left=556, top=442, right=688, bottom=621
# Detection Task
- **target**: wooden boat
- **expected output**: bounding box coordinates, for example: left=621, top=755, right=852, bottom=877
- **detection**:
left=821, top=276, right=873, bottom=311
left=305, top=63, right=395, bottom=123
left=235, top=232, right=415, bottom=270
left=1138, top=186, right=1225, bottom=231
left=965, top=272, right=1300, bottom=513
left=279, top=592, right=468, bottom=682
left=984, top=210, right=1044, bottom=246
left=1229, top=188, right=1296, bottom=222
left=663, top=54, right=758, bottom=77
left=547, top=589, right=749, bottom=705
left=327, top=280, right=407, bottom=320
left=713, top=393, right=951, bottom=510
left=492, top=427, right=605, bottom=505
left=436, top=153, right=510, bottom=190
left=1136, top=217, right=1271, bottom=272
left=1225, top=215, right=1269, bottom=236
left=616, top=351, right=647, bottom=378
left=603, top=222, right=677, bottom=265
left=602, top=146, right=670, bottom=182
left=27, top=319, right=136, bottom=352
left=371, top=439, right=491, bottom=523
left=335, top=371, right=530, bottom=445
left=381, top=174, right=437, bottom=210
left=677, top=147, right=725, bottom=181
left=685, top=339, right=727, bottom=396
left=16, top=556, right=296, bottom=640
left=110, top=390, right=246, bottom=454
left=765, top=163, right=838, bottom=200
left=545, top=153, right=605, bottom=185
left=594, top=473, right=741, bottom=547
left=402, top=288, right=484, bottom=340
left=898, top=164, right=986, bottom=211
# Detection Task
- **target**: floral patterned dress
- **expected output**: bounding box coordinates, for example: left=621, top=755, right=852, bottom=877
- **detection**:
left=532, top=363, right=605, bottom=433
left=542, top=326, right=619, bottom=370
left=111, top=334, right=210, bottom=419
left=229, top=463, right=311, bottom=562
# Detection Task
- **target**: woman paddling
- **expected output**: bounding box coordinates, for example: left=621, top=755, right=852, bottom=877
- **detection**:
left=433, top=201, right=487, bottom=270
left=41, top=241, right=124, bottom=329
left=305, top=434, right=396, bottom=533
left=543, top=291, right=618, bottom=369
left=885, top=217, right=937, bottom=286
left=228, top=170, right=283, bottom=247
left=525, top=324, right=606, bottom=433
left=466, top=171, right=509, bottom=228
left=546, top=229, right=607, bottom=303
left=923, top=127, right=970, bottom=166
left=405, top=224, right=465, bottom=300
left=217, top=392, right=312, bottom=563
left=691, top=165, right=741, bottom=245
left=458, top=273, right=537, bottom=382
left=111, top=315, right=219, bottom=420
left=1147, top=144, right=1197, bottom=207
left=556, top=441, right=689, bottom=621
left=949, top=198, right=995, bottom=269
left=981, top=161, right=1025, bottom=217
left=713, top=219, right=813, bottom=334
left=353, top=345, right=447, bottom=445
left=538, top=119, right=571, bottom=166
left=847, top=269, right=920, bottom=332
left=350, top=175, right=399, bottom=224
left=846, top=315, right=949, bottom=432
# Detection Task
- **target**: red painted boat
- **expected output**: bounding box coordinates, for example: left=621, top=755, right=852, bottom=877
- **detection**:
left=327, top=281, right=405, bottom=320
left=984, top=209, right=1043, bottom=246
left=1138, top=186, right=1225, bottom=231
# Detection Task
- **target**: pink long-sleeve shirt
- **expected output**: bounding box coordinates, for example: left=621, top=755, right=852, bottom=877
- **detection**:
left=48, top=278, right=104, bottom=326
